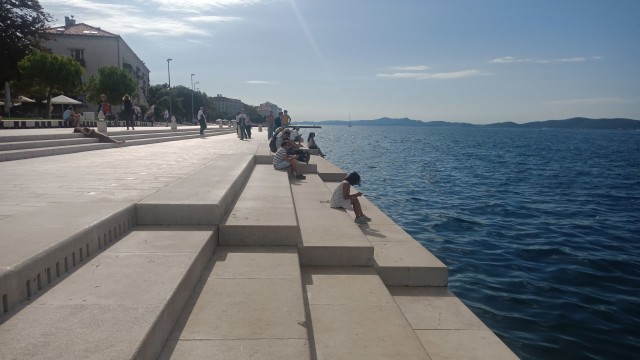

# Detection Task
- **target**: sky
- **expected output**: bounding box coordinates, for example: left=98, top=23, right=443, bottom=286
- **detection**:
left=39, top=0, right=640, bottom=124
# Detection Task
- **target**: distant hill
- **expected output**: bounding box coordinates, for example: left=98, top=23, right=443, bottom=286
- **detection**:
left=298, top=117, right=640, bottom=130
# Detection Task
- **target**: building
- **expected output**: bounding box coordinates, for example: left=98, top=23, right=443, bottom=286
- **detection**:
left=211, top=94, right=246, bottom=117
left=41, top=16, right=150, bottom=110
left=257, top=101, right=281, bottom=117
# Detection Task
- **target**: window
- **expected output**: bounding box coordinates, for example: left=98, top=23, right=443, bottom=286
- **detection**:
left=70, top=49, right=84, bottom=61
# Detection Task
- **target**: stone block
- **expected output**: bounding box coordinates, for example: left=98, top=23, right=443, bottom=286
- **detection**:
left=136, top=154, right=254, bottom=225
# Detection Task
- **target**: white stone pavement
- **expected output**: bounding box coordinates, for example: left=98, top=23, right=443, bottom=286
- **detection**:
left=0, top=131, right=251, bottom=221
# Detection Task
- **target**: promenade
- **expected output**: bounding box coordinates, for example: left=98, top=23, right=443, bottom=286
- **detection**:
left=0, top=127, right=517, bottom=359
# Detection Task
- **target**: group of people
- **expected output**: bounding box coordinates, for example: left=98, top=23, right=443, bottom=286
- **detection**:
left=264, top=109, right=291, bottom=140
left=63, top=106, right=81, bottom=127
left=96, top=94, right=143, bottom=129
left=236, top=109, right=252, bottom=140
left=268, top=118, right=367, bottom=224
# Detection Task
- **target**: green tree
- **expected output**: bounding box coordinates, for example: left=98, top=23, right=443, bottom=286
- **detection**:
left=17, top=51, right=83, bottom=119
left=86, top=66, right=137, bottom=107
left=0, top=0, right=52, bottom=86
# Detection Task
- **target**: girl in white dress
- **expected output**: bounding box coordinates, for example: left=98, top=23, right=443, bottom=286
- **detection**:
left=330, top=172, right=371, bottom=224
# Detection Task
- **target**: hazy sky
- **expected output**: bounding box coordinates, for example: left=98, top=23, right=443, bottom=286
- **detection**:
left=40, top=0, right=640, bottom=124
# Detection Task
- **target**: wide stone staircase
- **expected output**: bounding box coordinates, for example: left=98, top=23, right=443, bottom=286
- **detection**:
left=0, top=126, right=236, bottom=162
left=0, top=153, right=517, bottom=359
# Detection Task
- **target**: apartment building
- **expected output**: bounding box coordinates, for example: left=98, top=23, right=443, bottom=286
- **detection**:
left=41, top=16, right=150, bottom=110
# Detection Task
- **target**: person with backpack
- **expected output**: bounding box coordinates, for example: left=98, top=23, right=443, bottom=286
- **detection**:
left=269, top=127, right=283, bottom=153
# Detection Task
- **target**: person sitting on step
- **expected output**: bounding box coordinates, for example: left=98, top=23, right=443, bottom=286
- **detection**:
left=330, top=171, right=371, bottom=224
left=273, top=140, right=306, bottom=180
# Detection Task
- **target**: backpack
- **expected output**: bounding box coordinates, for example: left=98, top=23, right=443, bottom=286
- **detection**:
left=269, top=136, right=278, bottom=153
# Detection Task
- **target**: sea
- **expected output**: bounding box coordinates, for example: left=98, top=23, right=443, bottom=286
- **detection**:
left=307, top=125, right=640, bottom=360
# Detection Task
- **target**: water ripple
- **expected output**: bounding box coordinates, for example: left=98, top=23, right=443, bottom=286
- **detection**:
left=316, top=126, right=640, bottom=360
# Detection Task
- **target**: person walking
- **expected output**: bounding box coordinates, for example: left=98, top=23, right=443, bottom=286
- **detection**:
left=122, top=94, right=135, bottom=130
left=197, top=106, right=207, bottom=136
left=266, top=110, right=275, bottom=139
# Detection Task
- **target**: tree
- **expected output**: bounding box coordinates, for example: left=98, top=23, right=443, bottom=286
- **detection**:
left=17, top=51, right=84, bottom=119
left=86, top=66, right=137, bottom=108
left=0, top=0, right=52, bottom=85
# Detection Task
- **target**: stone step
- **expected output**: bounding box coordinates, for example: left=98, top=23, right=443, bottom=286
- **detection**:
left=308, top=156, right=347, bottom=181
left=0, top=137, right=96, bottom=151
left=219, top=164, right=299, bottom=246
left=389, top=287, right=519, bottom=360
left=0, top=225, right=217, bottom=360
left=292, top=174, right=373, bottom=266
left=352, top=194, right=448, bottom=287
left=136, top=154, right=255, bottom=225
left=161, top=246, right=309, bottom=359
left=0, top=202, right=135, bottom=314
left=0, top=128, right=236, bottom=162
left=302, top=266, right=430, bottom=360
left=0, top=142, right=112, bottom=161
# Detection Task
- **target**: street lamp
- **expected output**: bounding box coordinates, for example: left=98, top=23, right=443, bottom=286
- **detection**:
left=190, top=73, right=195, bottom=122
left=167, top=58, right=172, bottom=121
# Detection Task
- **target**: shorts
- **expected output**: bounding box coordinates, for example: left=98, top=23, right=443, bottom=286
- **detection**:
left=274, top=160, right=290, bottom=170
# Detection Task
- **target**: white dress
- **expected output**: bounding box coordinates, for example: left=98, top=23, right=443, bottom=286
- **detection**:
left=330, top=181, right=353, bottom=210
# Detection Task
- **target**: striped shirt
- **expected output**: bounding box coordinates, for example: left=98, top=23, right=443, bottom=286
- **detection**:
left=273, top=147, right=288, bottom=166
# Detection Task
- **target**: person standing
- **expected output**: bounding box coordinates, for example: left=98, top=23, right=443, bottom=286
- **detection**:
left=123, top=94, right=134, bottom=130
left=133, top=103, right=141, bottom=123
left=266, top=110, right=275, bottom=139
left=245, top=115, right=252, bottom=139
left=274, top=111, right=283, bottom=130
left=236, top=109, right=248, bottom=140
left=197, top=106, right=207, bottom=136
left=281, top=109, right=291, bottom=128
left=163, top=108, right=169, bottom=126
left=96, top=94, right=111, bottom=118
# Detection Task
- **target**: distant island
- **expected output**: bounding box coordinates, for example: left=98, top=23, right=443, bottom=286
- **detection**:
left=297, top=117, right=640, bottom=130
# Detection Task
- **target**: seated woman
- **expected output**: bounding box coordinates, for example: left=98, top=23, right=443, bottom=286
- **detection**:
left=74, top=126, right=124, bottom=144
left=329, top=171, right=371, bottom=224
left=307, top=132, right=325, bottom=157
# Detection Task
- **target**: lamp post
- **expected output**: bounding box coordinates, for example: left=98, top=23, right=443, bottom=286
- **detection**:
left=167, top=58, right=172, bottom=121
left=190, top=73, right=195, bottom=123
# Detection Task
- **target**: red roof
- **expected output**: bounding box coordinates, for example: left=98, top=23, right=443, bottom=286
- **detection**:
left=43, top=23, right=118, bottom=37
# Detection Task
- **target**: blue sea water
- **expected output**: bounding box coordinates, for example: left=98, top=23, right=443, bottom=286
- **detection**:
left=309, top=125, right=640, bottom=360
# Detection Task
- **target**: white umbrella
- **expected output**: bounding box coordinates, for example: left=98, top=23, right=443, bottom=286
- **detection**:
left=47, top=95, right=82, bottom=105
left=12, top=96, right=36, bottom=106
left=43, top=95, right=83, bottom=118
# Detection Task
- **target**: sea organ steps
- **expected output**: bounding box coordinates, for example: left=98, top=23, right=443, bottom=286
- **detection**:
left=0, top=147, right=518, bottom=359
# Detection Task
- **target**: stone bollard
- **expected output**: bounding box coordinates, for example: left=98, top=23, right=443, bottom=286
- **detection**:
left=97, top=111, right=107, bottom=133
left=258, top=125, right=263, bottom=132
left=170, top=115, right=177, bottom=130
